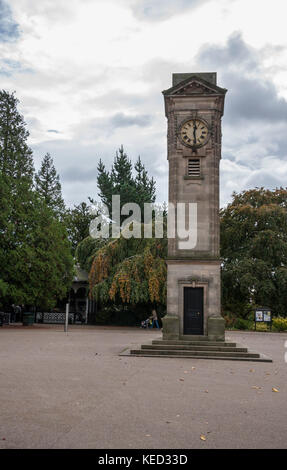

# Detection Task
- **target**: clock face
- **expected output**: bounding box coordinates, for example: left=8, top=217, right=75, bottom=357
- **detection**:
left=179, top=119, right=209, bottom=148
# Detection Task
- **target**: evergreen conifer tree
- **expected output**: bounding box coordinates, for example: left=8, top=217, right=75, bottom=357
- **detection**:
left=96, top=146, right=156, bottom=223
left=0, top=90, right=34, bottom=184
left=0, top=90, right=73, bottom=310
left=35, top=152, right=65, bottom=216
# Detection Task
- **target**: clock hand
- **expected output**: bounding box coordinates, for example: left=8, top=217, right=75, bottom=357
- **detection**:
left=193, top=121, right=197, bottom=144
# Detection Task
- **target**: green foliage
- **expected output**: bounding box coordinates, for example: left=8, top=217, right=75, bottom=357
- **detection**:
left=75, top=236, right=107, bottom=272
left=233, top=318, right=250, bottom=330
left=94, top=146, right=156, bottom=223
left=0, top=90, right=34, bottom=184
left=89, top=224, right=167, bottom=310
left=0, top=90, right=74, bottom=310
left=35, top=152, right=65, bottom=217
left=65, top=202, right=96, bottom=254
left=221, top=187, right=287, bottom=317
left=272, top=317, right=287, bottom=332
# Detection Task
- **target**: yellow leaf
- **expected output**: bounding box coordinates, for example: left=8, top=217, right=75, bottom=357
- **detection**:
left=272, top=387, right=279, bottom=393
left=200, top=435, right=206, bottom=441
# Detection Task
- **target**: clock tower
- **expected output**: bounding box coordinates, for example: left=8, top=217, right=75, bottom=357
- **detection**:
left=162, top=73, right=227, bottom=341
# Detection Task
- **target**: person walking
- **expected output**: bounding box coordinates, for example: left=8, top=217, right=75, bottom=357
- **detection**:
left=151, top=309, right=160, bottom=329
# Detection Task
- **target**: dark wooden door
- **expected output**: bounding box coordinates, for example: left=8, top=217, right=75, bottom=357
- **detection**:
left=184, top=287, right=204, bottom=335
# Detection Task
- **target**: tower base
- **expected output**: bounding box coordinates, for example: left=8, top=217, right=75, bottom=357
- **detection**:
left=165, top=259, right=225, bottom=341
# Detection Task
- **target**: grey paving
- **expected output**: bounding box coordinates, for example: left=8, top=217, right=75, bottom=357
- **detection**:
left=0, top=325, right=286, bottom=449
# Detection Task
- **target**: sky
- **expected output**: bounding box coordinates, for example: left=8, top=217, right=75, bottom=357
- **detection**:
left=1, top=0, right=287, bottom=207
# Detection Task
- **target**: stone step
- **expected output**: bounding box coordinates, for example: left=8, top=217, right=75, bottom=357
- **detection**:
left=152, top=340, right=237, bottom=347
left=129, top=351, right=272, bottom=362
left=131, top=349, right=260, bottom=358
left=143, top=344, right=248, bottom=352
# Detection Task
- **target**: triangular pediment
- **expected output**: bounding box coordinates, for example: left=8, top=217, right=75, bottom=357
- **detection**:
left=162, top=74, right=227, bottom=97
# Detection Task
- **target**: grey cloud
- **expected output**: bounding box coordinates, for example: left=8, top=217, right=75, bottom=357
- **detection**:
left=196, top=33, right=287, bottom=123
left=13, top=0, right=76, bottom=23
left=244, top=170, right=283, bottom=189
left=61, top=165, right=99, bottom=184
left=110, top=112, right=152, bottom=128
left=198, top=32, right=259, bottom=71
left=73, top=112, right=154, bottom=141
left=220, top=163, right=286, bottom=207
left=224, top=73, right=287, bottom=122
left=131, top=0, right=209, bottom=21
left=141, top=58, right=184, bottom=91
left=195, top=33, right=287, bottom=204
left=88, top=89, right=147, bottom=110
left=0, top=0, right=19, bottom=42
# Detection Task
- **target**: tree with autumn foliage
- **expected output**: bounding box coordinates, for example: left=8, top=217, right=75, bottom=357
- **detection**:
left=220, top=187, right=287, bottom=317
left=87, top=223, right=167, bottom=324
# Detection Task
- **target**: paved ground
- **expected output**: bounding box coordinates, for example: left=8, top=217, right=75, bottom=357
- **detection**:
left=0, top=324, right=286, bottom=449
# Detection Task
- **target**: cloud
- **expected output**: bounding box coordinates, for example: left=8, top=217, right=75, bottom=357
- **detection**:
left=32, top=136, right=168, bottom=207
left=0, top=59, right=21, bottom=76
left=198, top=32, right=259, bottom=71
left=130, top=0, right=209, bottom=21
left=197, top=33, right=287, bottom=123
left=0, top=58, right=31, bottom=76
left=224, top=73, right=287, bottom=122
left=194, top=32, right=287, bottom=205
left=110, top=112, right=152, bottom=128
left=0, top=0, right=19, bottom=42
left=4, top=1, right=286, bottom=210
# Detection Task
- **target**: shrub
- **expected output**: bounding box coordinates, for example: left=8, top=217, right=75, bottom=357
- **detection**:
left=272, top=317, right=287, bottom=332
left=254, top=322, right=269, bottom=332
left=233, top=318, right=250, bottom=330
left=223, top=312, right=236, bottom=328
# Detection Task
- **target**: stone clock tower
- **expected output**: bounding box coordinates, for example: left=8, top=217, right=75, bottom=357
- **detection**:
left=162, top=72, right=227, bottom=341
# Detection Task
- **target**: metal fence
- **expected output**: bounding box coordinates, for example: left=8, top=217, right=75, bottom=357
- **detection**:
left=35, top=312, right=85, bottom=324
left=0, top=311, right=86, bottom=325
left=0, top=312, right=10, bottom=325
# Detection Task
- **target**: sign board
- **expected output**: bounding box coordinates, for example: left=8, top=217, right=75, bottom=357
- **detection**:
left=263, top=311, right=271, bottom=322
left=255, top=310, right=263, bottom=322
left=255, top=307, right=272, bottom=330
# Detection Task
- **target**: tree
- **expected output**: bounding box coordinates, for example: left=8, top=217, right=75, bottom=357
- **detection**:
left=35, top=152, right=65, bottom=216
left=22, top=198, right=73, bottom=310
left=0, top=90, right=74, bottom=311
left=75, top=236, right=107, bottom=273
left=88, top=223, right=167, bottom=323
left=95, top=146, right=156, bottom=223
left=2, top=195, right=74, bottom=310
left=0, top=90, right=34, bottom=184
left=220, top=187, right=287, bottom=317
left=65, top=202, right=96, bottom=254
